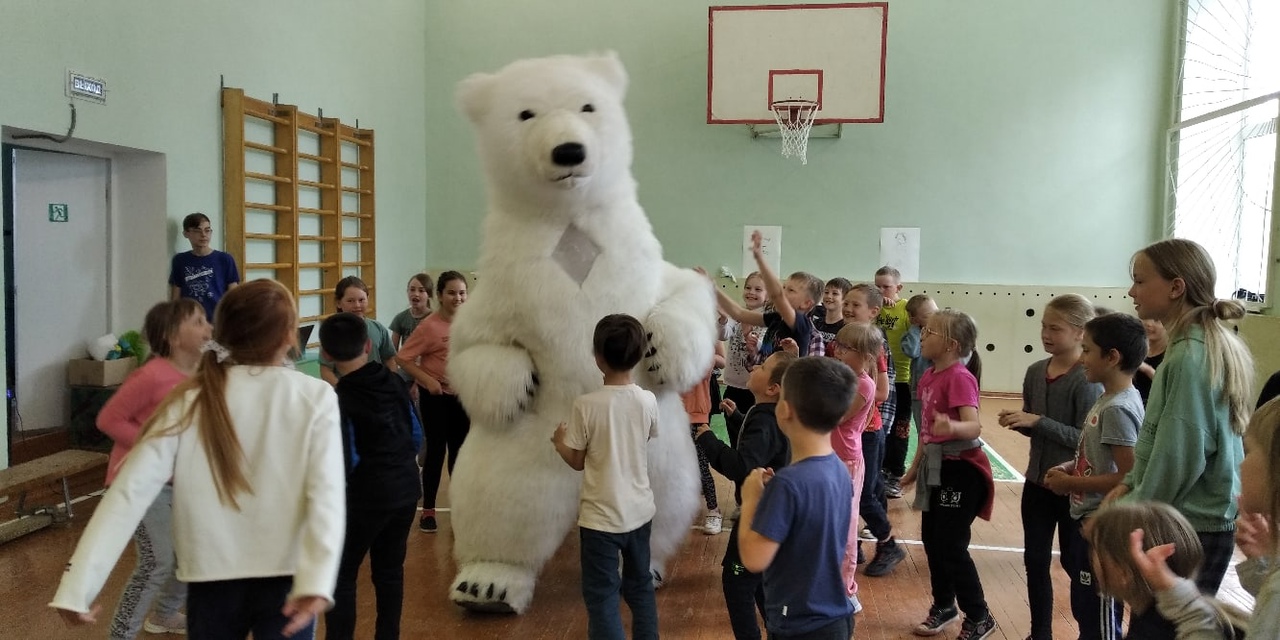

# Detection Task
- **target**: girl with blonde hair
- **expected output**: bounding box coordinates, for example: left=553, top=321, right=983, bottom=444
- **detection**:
left=1105, top=238, right=1254, bottom=635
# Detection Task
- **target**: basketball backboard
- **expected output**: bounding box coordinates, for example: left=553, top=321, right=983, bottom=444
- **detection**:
left=707, top=3, right=888, bottom=125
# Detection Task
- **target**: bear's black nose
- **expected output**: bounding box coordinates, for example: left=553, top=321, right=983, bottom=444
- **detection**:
left=551, top=143, right=586, bottom=167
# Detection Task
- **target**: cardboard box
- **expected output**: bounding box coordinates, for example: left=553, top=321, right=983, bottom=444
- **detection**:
left=66, top=357, right=137, bottom=387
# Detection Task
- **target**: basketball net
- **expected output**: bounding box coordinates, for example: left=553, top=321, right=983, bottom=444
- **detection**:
left=770, top=100, right=819, bottom=165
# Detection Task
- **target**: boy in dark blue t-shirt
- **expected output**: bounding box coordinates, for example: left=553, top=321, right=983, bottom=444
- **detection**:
left=168, top=212, right=240, bottom=321
left=714, top=230, right=824, bottom=358
left=738, top=357, right=857, bottom=640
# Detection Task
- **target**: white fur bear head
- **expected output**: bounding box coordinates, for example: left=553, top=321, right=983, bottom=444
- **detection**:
left=457, top=52, right=634, bottom=213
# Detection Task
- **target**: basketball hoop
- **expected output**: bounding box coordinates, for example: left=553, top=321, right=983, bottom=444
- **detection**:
left=770, top=100, right=819, bottom=164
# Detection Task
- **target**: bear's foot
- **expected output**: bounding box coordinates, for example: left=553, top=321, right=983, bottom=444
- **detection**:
left=450, top=562, right=537, bottom=614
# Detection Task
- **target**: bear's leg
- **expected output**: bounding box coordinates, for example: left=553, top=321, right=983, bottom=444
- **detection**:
left=448, top=423, right=581, bottom=614
left=646, top=395, right=702, bottom=584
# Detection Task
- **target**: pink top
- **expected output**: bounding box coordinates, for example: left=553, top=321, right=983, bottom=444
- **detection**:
left=96, top=358, right=189, bottom=485
left=917, top=361, right=981, bottom=445
left=397, top=312, right=453, bottom=393
left=831, top=370, right=876, bottom=462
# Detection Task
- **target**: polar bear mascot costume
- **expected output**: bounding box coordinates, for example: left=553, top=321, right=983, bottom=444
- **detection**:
left=445, top=52, right=717, bottom=613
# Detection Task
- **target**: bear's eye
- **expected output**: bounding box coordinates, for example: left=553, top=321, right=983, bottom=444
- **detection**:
left=581, top=104, right=595, bottom=113
left=519, top=110, right=535, bottom=121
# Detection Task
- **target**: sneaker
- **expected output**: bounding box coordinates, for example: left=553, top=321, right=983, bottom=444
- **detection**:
left=885, top=476, right=903, bottom=499
left=849, top=594, right=863, bottom=615
left=957, top=614, right=997, bottom=640
left=913, top=606, right=960, bottom=637
left=143, top=612, right=187, bottom=634
left=419, top=514, right=438, bottom=533
left=864, top=539, right=906, bottom=576
left=858, top=526, right=876, bottom=541
left=703, top=512, right=723, bottom=535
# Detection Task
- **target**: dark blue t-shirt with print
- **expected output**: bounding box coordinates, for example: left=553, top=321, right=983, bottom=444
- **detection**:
left=169, top=250, right=240, bottom=320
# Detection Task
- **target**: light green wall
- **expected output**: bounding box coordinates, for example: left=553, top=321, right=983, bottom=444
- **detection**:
left=424, top=0, right=1174, bottom=287
left=0, top=0, right=429, bottom=465
left=1, top=0, right=429, bottom=318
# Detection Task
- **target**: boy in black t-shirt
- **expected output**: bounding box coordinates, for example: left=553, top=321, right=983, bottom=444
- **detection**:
left=811, top=277, right=851, bottom=357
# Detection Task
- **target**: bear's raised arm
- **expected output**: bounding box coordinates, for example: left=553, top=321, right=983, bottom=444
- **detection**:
left=636, top=263, right=718, bottom=393
left=448, top=306, right=538, bottom=429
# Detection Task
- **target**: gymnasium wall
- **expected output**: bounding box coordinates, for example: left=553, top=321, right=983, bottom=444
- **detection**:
left=0, top=0, right=430, bottom=465
left=422, top=0, right=1176, bottom=287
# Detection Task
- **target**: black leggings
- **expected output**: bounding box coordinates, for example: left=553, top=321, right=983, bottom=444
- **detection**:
left=419, top=392, right=470, bottom=511
left=920, top=459, right=990, bottom=620
left=692, top=423, right=718, bottom=512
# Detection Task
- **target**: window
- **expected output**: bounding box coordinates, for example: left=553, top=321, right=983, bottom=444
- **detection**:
left=1166, top=1, right=1279, bottom=302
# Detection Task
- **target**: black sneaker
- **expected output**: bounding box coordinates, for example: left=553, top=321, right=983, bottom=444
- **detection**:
left=957, top=613, right=997, bottom=640
left=864, top=539, right=906, bottom=576
left=419, top=515, right=438, bottom=533
left=913, top=605, right=959, bottom=637
left=885, top=476, right=903, bottom=499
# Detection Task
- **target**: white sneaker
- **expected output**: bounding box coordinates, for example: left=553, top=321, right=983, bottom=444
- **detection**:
left=703, top=512, right=723, bottom=535
left=144, top=612, right=187, bottom=634
left=858, top=526, right=876, bottom=541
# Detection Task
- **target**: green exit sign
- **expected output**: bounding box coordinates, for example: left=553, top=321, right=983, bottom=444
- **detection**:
left=48, top=204, right=69, bottom=222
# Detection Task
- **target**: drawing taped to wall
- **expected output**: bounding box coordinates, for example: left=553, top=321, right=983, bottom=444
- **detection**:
left=880, top=227, right=919, bottom=282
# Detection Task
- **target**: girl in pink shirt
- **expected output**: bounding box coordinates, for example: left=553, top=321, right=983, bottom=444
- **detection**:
left=396, top=270, right=469, bottom=533
left=95, top=298, right=209, bottom=638
left=830, top=322, right=880, bottom=605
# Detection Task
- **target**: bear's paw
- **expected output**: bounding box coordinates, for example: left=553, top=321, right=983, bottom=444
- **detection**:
left=450, top=343, right=539, bottom=428
left=449, top=562, right=537, bottom=614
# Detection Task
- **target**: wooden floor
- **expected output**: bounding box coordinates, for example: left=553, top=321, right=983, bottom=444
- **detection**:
left=1, top=397, right=1254, bottom=639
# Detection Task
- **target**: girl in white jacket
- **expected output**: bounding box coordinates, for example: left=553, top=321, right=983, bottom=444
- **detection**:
left=51, top=279, right=345, bottom=639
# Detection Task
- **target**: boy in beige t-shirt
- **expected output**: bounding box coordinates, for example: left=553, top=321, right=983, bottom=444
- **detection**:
left=553, top=313, right=659, bottom=640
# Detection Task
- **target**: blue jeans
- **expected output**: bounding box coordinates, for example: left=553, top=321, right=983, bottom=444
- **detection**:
left=580, top=522, right=658, bottom=640
left=859, top=428, right=891, bottom=540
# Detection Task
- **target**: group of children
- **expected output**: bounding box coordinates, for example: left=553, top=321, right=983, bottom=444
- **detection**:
left=46, top=221, right=1280, bottom=640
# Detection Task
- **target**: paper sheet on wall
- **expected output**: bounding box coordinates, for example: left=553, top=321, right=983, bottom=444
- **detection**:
left=742, top=225, right=782, bottom=282
left=879, top=227, right=920, bottom=282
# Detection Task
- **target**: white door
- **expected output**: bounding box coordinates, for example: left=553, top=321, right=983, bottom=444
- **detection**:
left=12, top=149, right=110, bottom=432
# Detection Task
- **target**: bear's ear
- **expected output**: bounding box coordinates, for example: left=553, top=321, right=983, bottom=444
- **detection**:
left=583, top=51, right=628, bottom=97
left=456, top=72, right=496, bottom=124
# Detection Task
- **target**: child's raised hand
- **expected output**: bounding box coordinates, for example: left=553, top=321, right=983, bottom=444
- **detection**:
left=1042, top=468, right=1071, bottom=495
left=1235, top=509, right=1272, bottom=559
left=693, top=266, right=713, bottom=281
left=779, top=338, right=799, bottom=356
left=742, top=467, right=773, bottom=504
left=720, top=398, right=737, bottom=415
left=998, top=409, right=1038, bottom=430
left=1128, top=528, right=1180, bottom=593
left=281, top=595, right=328, bottom=637
left=750, top=230, right=764, bottom=256
left=932, top=413, right=953, bottom=438
left=1103, top=484, right=1129, bottom=505
left=55, top=604, right=100, bottom=627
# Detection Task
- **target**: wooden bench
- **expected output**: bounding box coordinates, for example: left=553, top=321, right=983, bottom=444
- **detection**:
left=0, top=449, right=108, bottom=544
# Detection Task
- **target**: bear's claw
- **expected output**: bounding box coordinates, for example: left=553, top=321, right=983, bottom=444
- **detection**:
left=450, top=562, right=536, bottom=614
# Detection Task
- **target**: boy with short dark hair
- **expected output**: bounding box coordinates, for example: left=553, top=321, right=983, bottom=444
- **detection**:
left=168, top=212, right=240, bottom=321
left=695, top=351, right=796, bottom=639
left=738, top=357, right=858, bottom=640
left=715, top=231, right=824, bottom=357
left=1042, top=312, right=1146, bottom=640
left=319, top=312, right=424, bottom=640
left=552, top=314, right=660, bottom=640
left=811, top=277, right=851, bottom=356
